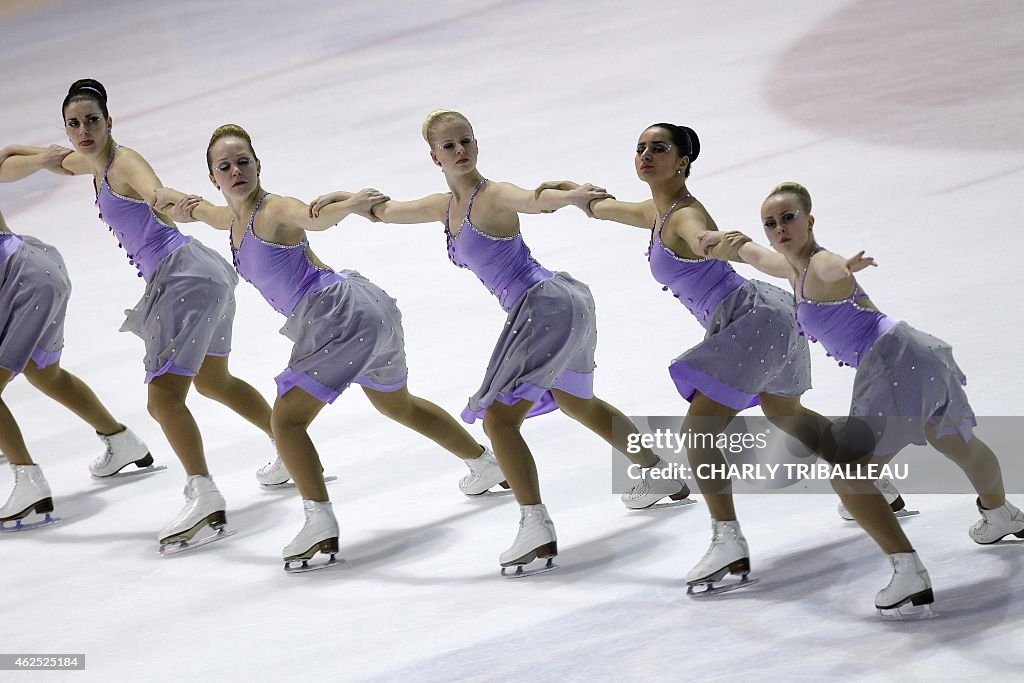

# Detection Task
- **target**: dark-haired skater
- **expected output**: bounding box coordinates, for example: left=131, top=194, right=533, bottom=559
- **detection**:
left=540, top=123, right=882, bottom=597
left=6, top=79, right=274, bottom=553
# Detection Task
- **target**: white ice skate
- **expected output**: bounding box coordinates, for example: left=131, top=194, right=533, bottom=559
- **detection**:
left=500, top=504, right=558, bottom=577
left=686, top=519, right=759, bottom=596
left=459, top=447, right=510, bottom=496
left=621, top=461, right=695, bottom=510
left=256, top=456, right=338, bottom=490
left=283, top=499, right=343, bottom=573
left=969, top=498, right=1024, bottom=544
left=876, top=551, right=936, bottom=620
left=90, top=426, right=165, bottom=479
left=1, top=464, right=59, bottom=532
left=837, top=477, right=918, bottom=521
left=158, top=475, right=235, bottom=555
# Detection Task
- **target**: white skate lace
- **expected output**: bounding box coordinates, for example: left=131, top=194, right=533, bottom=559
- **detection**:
left=260, top=459, right=284, bottom=475
left=626, top=475, right=651, bottom=499
left=95, top=438, right=114, bottom=468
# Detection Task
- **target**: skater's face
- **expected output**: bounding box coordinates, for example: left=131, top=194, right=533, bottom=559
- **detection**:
left=635, top=127, right=688, bottom=183
left=208, top=137, right=261, bottom=198
left=429, top=120, right=478, bottom=175
left=761, top=193, right=813, bottom=254
left=63, top=100, right=112, bottom=156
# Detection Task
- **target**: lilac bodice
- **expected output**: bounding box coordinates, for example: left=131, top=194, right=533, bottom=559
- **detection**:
left=0, top=232, right=23, bottom=266
left=795, top=249, right=896, bottom=368
left=445, top=180, right=553, bottom=311
left=647, top=194, right=746, bottom=328
left=232, top=193, right=344, bottom=316
left=94, top=146, right=190, bottom=281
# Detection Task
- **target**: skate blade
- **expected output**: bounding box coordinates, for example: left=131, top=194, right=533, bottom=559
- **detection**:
left=627, top=497, right=699, bottom=511
left=284, top=554, right=345, bottom=574
left=501, top=557, right=559, bottom=578
left=878, top=603, right=938, bottom=620
left=687, top=576, right=759, bottom=598
left=159, top=526, right=237, bottom=556
left=465, top=487, right=515, bottom=498
left=0, top=512, right=61, bottom=533
left=260, top=475, right=338, bottom=491
left=842, top=508, right=920, bottom=523
left=92, top=464, right=168, bottom=482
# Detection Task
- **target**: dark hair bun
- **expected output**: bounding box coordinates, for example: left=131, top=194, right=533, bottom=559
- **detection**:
left=679, top=125, right=700, bottom=162
left=67, top=78, right=108, bottom=103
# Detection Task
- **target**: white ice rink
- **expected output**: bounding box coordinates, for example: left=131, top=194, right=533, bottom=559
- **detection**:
left=2, top=0, right=1023, bottom=680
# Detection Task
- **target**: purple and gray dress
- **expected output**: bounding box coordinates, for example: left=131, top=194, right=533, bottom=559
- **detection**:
left=234, top=193, right=406, bottom=403
left=0, top=231, right=69, bottom=375
left=650, top=195, right=811, bottom=409
left=796, top=247, right=975, bottom=456
left=446, top=180, right=596, bottom=423
left=95, top=146, right=238, bottom=382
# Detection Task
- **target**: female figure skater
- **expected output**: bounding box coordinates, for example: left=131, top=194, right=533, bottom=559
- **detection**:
left=0, top=145, right=152, bottom=530
left=11, top=80, right=276, bottom=553
left=310, top=110, right=687, bottom=576
left=541, top=123, right=874, bottom=596
left=154, top=124, right=506, bottom=570
left=700, top=181, right=1024, bottom=617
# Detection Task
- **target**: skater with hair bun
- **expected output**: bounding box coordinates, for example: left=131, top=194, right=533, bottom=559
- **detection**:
left=0, top=144, right=153, bottom=531
left=7, top=79, right=276, bottom=553
left=537, top=123, right=895, bottom=598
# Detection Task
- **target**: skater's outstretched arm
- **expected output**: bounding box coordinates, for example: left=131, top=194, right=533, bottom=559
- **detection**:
left=153, top=188, right=232, bottom=230
left=487, top=181, right=612, bottom=215
left=311, top=192, right=449, bottom=225
left=807, top=248, right=877, bottom=283
left=0, top=145, right=74, bottom=182
left=536, top=179, right=647, bottom=227
left=533, top=180, right=637, bottom=220
left=265, top=191, right=388, bottom=234
left=700, top=231, right=796, bottom=280
left=589, top=197, right=655, bottom=228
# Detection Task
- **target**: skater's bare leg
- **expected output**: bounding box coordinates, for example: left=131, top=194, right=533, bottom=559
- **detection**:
left=362, top=385, right=483, bottom=459
left=482, top=399, right=538, bottom=505
left=0, top=369, right=32, bottom=465
left=272, top=387, right=328, bottom=501
left=22, top=361, right=120, bottom=435
left=147, top=372, right=207, bottom=476
left=758, top=394, right=833, bottom=455
left=193, top=355, right=273, bottom=439
left=550, top=389, right=659, bottom=467
left=925, top=425, right=1005, bottom=510
left=830, top=451, right=913, bottom=555
left=682, top=392, right=739, bottom=521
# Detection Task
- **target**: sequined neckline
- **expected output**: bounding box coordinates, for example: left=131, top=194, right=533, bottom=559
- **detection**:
left=647, top=192, right=703, bottom=262
left=796, top=247, right=870, bottom=308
